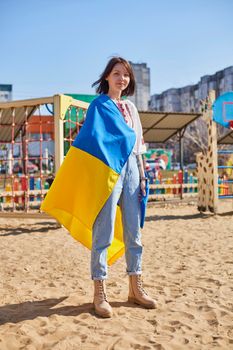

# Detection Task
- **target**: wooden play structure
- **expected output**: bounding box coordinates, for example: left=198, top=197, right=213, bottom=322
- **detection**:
left=196, top=90, right=233, bottom=213
left=0, top=94, right=88, bottom=212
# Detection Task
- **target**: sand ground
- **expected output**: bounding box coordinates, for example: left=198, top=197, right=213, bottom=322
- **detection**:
left=0, top=202, right=233, bottom=350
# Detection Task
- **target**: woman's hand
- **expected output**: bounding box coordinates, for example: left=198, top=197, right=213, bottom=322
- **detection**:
left=136, top=154, right=147, bottom=201
left=138, top=178, right=147, bottom=201
left=140, top=179, right=146, bottom=197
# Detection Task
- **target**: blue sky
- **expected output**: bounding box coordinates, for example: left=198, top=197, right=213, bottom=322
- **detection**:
left=1, top=0, right=233, bottom=100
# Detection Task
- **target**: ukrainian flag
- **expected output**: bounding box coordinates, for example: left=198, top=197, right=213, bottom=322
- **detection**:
left=41, top=94, right=136, bottom=265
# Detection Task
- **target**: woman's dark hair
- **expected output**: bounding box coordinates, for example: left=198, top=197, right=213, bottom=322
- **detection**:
left=92, top=57, right=136, bottom=96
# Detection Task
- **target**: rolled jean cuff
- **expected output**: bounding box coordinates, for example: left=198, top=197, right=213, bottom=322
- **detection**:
left=92, top=276, right=107, bottom=281
left=127, top=271, right=142, bottom=276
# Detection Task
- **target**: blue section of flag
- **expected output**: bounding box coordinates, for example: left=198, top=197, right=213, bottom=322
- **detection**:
left=72, top=94, right=136, bottom=174
left=213, top=92, right=233, bottom=129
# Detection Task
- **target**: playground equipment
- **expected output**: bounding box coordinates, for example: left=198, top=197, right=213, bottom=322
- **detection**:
left=0, top=94, right=88, bottom=212
left=196, top=90, right=233, bottom=213
left=0, top=94, right=202, bottom=214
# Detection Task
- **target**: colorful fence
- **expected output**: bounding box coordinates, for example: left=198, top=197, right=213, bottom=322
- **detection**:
left=218, top=149, right=233, bottom=199
left=147, top=169, right=198, bottom=201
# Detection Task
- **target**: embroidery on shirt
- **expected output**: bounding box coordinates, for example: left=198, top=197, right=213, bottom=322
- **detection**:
left=117, top=101, right=134, bottom=128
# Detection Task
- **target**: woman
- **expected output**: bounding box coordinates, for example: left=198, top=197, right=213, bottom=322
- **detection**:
left=91, top=57, right=156, bottom=317
left=41, top=57, right=156, bottom=318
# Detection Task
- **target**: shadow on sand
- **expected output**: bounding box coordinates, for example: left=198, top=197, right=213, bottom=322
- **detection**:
left=145, top=210, right=233, bottom=222
left=0, top=297, right=141, bottom=325
left=0, top=221, right=60, bottom=237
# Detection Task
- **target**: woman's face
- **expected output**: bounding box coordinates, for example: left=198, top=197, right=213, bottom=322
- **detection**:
left=106, top=63, right=130, bottom=95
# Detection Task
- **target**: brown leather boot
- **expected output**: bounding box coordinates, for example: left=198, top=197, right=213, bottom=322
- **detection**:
left=93, top=280, right=113, bottom=318
left=128, top=275, right=156, bottom=309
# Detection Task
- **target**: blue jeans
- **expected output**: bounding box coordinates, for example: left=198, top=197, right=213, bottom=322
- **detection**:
left=91, top=153, right=142, bottom=280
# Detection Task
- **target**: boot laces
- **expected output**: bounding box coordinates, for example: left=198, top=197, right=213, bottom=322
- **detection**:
left=137, top=276, right=147, bottom=296
left=97, top=281, right=108, bottom=302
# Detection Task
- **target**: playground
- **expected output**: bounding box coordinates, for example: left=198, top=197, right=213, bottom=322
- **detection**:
left=0, top=91, right=233, bottom=349
left=0, top=94, right=204, bottom=210
left=1, top=91, right=233, bottom=211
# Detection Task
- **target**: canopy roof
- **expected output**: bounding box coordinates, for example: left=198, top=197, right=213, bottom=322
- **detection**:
left=218, top=130, right=233, bottom=144
left=0, top=99, right=44, bottom=143
left=139, top=111, right=202, bottom=143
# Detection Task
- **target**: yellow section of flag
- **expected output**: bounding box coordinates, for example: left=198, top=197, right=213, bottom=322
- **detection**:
left=41, top=146, right=124, bottom=265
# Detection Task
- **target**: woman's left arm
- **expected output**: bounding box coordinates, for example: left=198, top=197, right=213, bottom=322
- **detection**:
left=137, top=154, right=147, bottom=196
left=129, top=101, right=147, bottom=197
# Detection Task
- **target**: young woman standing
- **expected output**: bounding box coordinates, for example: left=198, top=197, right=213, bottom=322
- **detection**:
left=91, top=57, right=156, bottom=317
